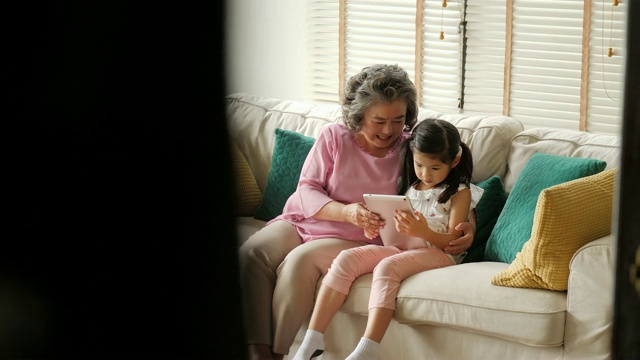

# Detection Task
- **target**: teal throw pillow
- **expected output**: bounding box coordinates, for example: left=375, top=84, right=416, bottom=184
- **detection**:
left=484, top=152, right=606, bottom=264
left=462, top=175, right=507, bottom=263
left=254, top=128, right=315, bottom=221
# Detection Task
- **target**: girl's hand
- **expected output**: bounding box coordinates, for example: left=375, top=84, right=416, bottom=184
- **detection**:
left=393, top=209, right=429, bottom=238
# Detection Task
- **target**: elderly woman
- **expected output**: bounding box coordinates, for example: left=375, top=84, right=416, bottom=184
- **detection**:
left=239, top=64, right=476, bottom=360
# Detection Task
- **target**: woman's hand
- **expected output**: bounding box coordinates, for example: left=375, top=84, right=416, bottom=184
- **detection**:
left=343, top=202, right=383, bottom=233
left=444, top=222, right=474, bottom=255
left=364, top=228, right=379, bottom=239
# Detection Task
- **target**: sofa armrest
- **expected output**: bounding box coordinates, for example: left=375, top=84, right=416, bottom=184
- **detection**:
left=564, top=234, right=615, bottom=360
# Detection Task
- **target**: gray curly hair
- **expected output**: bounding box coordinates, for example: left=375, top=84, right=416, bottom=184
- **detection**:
left=341, top=64, right=418, bottom=132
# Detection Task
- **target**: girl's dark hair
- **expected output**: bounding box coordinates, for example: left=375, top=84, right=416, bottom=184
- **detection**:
left=341, top=64, right=418, bottom=132
left=397, top=119, right=474, bottom=203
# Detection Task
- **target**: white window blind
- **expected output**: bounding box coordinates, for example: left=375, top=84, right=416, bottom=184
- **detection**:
left=587, top=0, right=626, bottom=135
left=508, top=0, right=585, bottom=131
left=307, top=0, right=340, bottom=104
left=420, top=0, right=465, bottom=112
left=463, top=1, right=507, bottom=115
left=344, top=1, right=417, bottom=84
left=306, top=0, right=627, bottom=136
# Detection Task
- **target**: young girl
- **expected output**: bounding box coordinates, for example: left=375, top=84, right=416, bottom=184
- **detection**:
left=291, top=118, right=483, bottom=360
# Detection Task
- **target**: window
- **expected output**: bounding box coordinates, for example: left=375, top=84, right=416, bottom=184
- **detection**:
left=307, top=0, right=341, bottom=103
left=307, top=0, right=626, bottom=135
left=587, top=0, right=626, bottom=134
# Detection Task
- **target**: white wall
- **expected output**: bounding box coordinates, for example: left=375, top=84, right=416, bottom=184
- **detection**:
left=225, top=0, right=307, bottom=101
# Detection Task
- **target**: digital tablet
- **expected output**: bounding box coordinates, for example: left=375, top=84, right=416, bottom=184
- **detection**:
left=363, top=194, right=426, bottom=250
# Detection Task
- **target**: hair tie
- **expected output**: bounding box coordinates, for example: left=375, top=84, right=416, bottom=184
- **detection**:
left=456, top=146, right=462, bottom=157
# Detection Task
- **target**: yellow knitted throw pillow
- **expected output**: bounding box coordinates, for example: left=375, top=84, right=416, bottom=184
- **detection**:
left=231, top=141, right=262, bottom=216
left=491, top=168, right=617, bottom=290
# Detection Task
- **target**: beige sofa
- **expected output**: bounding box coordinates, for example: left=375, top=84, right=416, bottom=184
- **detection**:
left=226, top=93, right=620, bottom=360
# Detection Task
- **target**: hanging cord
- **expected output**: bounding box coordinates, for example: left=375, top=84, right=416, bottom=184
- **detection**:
left=440, top=0, right=447, bottom=40
left=608, top=0, right=615, bottom=58
left=601, top=0, right=619, bottom=101
left=440, top=0, right=468, bottom=109
left=457, top=0, right=467, bottom=109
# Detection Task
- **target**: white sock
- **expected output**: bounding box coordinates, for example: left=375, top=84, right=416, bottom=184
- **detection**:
left=292, top=329, right=325, bottom=360
left=345, top=337, right=380, bottom=360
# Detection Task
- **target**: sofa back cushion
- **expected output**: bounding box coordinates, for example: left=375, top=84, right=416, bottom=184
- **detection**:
left=484, top=152, right=607, bottom=264
left=231, top=141, right=263, bottom=216
left=504, top=128, right=620, bottom=194
left=226, top=93, right=527, bottom=195
left=226, top=93, right=341, bottom=192
left=254, top=129, right=316, bottom=221
left=491, top=168, right=617, bottom=290
left=418, top=109, right=524, bottom=182
left=463, top=175, right=508, bottom=263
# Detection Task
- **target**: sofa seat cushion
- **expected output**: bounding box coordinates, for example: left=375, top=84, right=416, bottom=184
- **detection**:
left=340, top=262, right=567, bottom=346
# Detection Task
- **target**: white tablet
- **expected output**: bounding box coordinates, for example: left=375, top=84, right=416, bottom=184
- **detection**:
left=363, top=194, right=426, bottom=250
